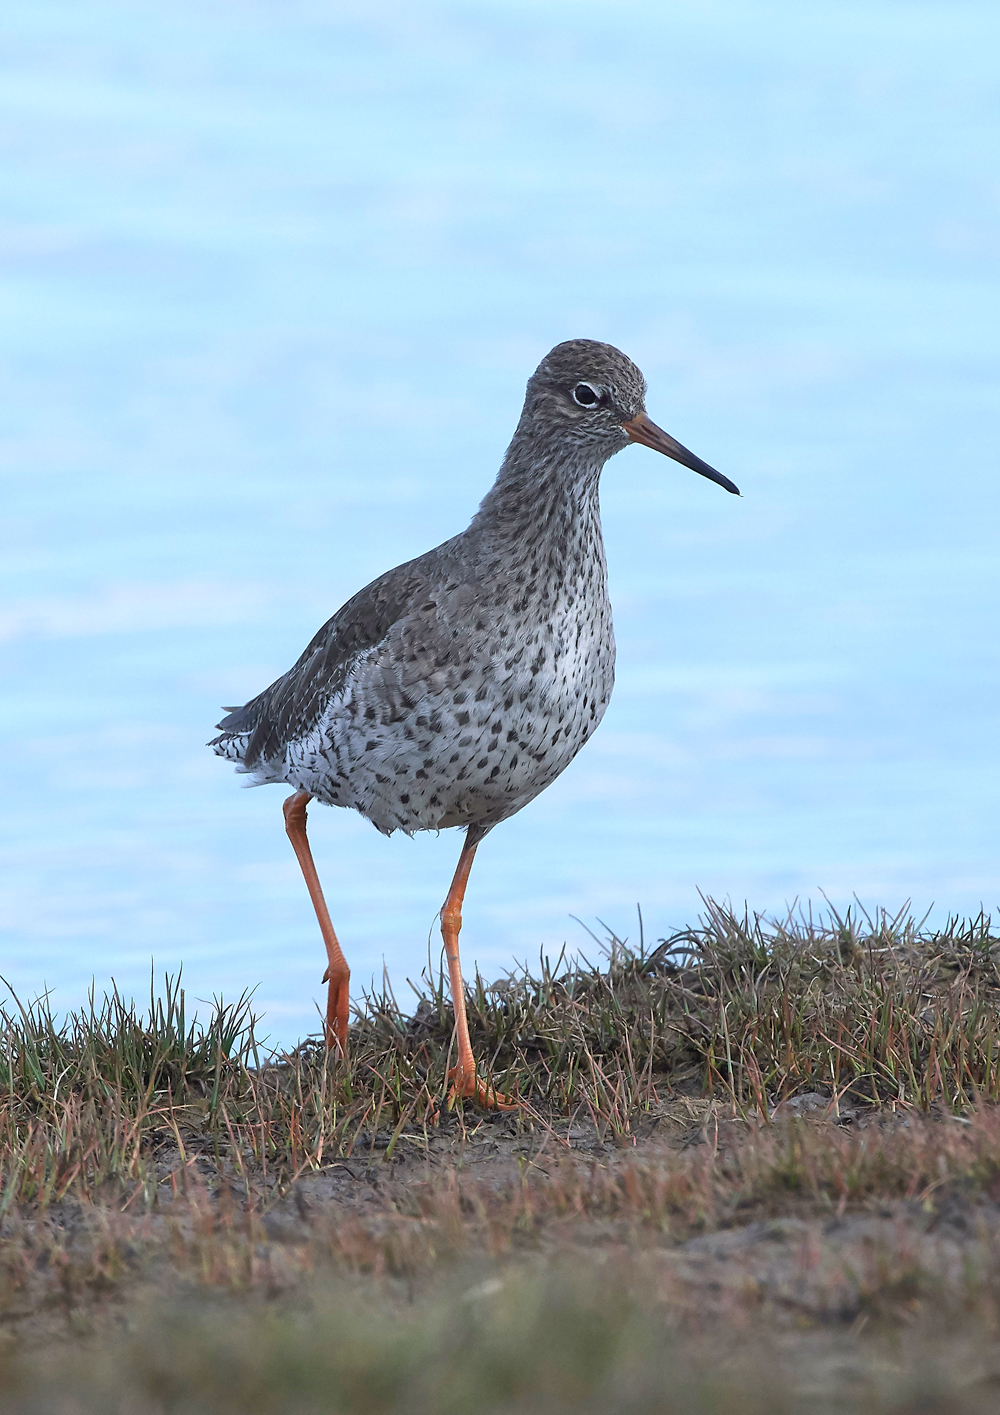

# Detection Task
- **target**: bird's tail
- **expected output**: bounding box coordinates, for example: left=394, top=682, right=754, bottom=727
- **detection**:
left=209, top=698, right=265, bottom=765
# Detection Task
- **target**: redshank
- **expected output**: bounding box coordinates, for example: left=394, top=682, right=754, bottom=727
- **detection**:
left=211, top=339, right=738, bottom=1107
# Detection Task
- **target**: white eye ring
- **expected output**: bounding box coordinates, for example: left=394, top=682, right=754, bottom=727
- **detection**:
left=572, top=382, right=601, bottom=407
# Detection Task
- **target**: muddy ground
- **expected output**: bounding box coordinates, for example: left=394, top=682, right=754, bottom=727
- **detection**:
left=7, top=1095, right=1000, bottom=1411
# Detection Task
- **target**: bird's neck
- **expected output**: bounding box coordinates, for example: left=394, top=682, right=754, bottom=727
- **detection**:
left=471, top=440, right=607, bottom=559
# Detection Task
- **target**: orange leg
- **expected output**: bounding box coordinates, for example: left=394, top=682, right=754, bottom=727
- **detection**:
left=442, top=826, right=516, bottom=1110
left=283, top=791, right=350, bottom=1056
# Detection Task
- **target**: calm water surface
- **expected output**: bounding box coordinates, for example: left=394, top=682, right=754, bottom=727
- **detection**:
left=2, top=1, right=998, bottom=1044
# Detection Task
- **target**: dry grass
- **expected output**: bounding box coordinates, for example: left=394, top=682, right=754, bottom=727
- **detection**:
left=0, top=1265, right=799, bottom=1414
left=5, top=900, right=1000, bottom=1410
left=4, top=899, right=1000, bottom=1210
left=6, top=1111, right=1000, bottom=1410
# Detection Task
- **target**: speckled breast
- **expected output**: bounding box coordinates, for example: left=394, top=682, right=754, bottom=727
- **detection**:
left=283, top=562, right=616, bottom=837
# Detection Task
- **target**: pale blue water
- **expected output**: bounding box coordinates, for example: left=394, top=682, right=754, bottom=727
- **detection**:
left=2, top=1, right=998, bottom=1046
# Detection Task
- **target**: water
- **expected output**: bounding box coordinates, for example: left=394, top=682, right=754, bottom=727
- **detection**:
left=2, top=0, right=998, bottom=1046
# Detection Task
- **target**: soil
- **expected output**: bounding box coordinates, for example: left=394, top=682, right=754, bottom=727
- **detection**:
left=9, top=1095, right=1000, bottom=1406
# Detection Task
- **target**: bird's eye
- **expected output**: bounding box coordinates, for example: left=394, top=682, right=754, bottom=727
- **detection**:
left=572, top=382, right=600, bottom=407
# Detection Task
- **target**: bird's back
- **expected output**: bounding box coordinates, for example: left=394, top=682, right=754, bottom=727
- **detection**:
left=212, top=535, right=467, bottom=780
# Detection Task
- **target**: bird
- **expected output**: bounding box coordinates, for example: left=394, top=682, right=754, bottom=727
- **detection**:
left=210, top=339, right=739, bottom=1108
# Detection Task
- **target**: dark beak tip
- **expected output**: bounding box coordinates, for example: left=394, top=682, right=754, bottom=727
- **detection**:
left=623, top=413, right=739, bottom=497
left=694, top=467, right=741, bottom=497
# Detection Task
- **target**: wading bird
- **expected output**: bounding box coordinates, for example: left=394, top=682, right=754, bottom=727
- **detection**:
left=211, top=339, right=738, bottom=1107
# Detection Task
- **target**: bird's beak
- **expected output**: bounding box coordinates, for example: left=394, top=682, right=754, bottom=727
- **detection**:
left=622, top=413, right=740, bottom=495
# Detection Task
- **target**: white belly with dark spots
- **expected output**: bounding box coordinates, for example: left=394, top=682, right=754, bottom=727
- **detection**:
left=254, top=590, right=616, bottom=836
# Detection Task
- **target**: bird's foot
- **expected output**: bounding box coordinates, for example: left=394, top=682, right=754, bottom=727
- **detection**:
left=446, top=1063, right=518, bottom=1111
left=322, top=966, right=350, bottom=1059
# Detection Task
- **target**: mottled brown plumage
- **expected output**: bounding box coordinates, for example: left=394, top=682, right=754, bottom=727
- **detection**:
left=211, top=339, right=738, bottom=1105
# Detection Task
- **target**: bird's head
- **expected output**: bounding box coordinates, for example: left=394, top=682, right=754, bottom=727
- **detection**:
left=522, top=338, right=739, bottom=495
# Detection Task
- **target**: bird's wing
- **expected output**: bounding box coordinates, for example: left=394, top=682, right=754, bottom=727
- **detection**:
left=213, top=544, right=463, bottom=769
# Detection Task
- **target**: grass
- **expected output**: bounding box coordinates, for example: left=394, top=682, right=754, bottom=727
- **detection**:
left=5, top=900, right=1000, bottom=1410
left=0, top=1267, right=797, bottom=1414
left=4, top=899, right=1000, bottom=1209
left=6, top=1114, right=1000, bottom=1410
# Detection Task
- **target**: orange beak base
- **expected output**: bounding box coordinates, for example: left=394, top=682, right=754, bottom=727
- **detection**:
left=622, top=413, right=739, bottom=495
